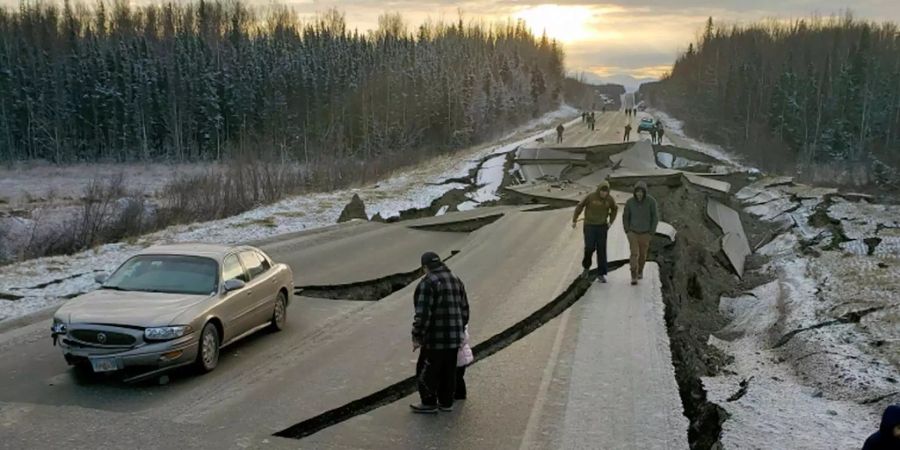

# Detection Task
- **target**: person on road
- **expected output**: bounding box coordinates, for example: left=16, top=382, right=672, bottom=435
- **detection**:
left=651, top=125, right=659, bottom=144
left=623, top=123, right=632, bottom=142
left=455, top=325, right=474, bottom=400
left=556, top=123, right=565, bottom=143
left=581, top=112, right=587, bottom=123
left=589, top=112, right=596, bottom=131
left=864, top=404, right=900, bottom=450
left=622, top=181, right=658, bottom=285
left=572, top=180, right=618, bottom=283
left=657, top=122, right=665, bottom=144
left=410, top=252, right=470, bottom=414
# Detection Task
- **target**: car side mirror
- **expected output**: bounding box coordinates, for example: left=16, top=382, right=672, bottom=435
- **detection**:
left=223, top=279, right=246, bottom=292
left=95, top=273, right=108, bottom=284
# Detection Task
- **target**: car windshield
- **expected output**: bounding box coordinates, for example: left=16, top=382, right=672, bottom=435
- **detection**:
left=641, top=118, right=654, bottom=123
left=103, top=255, right=219, bottom=295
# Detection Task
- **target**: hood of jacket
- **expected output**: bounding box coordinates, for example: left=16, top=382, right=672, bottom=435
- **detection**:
left=633, top=181, right=648, bottom=197
left=880, top=404, right=900, bottom=441
left=596, top=180, right=610, bottom=192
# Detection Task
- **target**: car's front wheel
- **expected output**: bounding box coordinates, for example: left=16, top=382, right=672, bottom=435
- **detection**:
left=269, top=291, right=287, bottom=332
left=195, top=323, right=220, bottom=373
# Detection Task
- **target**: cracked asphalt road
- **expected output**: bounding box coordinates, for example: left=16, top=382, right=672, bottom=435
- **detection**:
left=0, top=110, right=689, bottom=449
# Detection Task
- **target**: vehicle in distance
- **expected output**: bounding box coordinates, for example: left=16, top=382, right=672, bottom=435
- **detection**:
left=51, top=243, right=293, bottom=382
left=638, top=117, right=656, bottom=133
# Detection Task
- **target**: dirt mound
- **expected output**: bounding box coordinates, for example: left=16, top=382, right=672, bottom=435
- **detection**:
left=337, top=194, right=368, bottom=223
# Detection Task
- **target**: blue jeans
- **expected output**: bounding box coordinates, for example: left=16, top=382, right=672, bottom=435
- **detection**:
left=582, top=224, right=609, bottom=275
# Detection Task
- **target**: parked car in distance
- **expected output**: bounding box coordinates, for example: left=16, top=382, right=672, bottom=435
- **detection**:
left=51, top=243, right=293, bottom=382
left=638, top=117, right=656, bottom=133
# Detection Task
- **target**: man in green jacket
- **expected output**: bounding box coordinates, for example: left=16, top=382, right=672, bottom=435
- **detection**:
left=572, top=181, right=618, bottom=283
left=622, top=181, right=658, bottom=285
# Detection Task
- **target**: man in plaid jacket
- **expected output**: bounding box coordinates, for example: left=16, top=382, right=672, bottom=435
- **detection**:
left=410, top=251, right=470, bottom=413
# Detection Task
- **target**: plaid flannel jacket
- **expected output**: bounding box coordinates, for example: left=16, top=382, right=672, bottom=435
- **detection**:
left=412, top=265, right=469, bottom=350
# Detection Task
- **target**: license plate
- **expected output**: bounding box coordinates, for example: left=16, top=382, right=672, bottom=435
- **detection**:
left=90, top=357, right=118, bottom=373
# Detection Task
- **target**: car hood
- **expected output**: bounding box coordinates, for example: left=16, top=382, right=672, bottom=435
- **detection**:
left=56, top=289, right=211, bottom=328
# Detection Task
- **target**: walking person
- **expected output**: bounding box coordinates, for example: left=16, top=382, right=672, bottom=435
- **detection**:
left=864, top=404, right=900, bottom=450
left=623, top=123, right=632, bottom=142
left=556, top=123, right=565, bottom=144
left=651, top=125, right=659, bottom=144
left=589, top=112, right=596, bottom=131
left=657, top=122, right=665, bottom=144
left=410, top=252, right=470, bottom=414
left=455, top=325, right=474, bottom=400
left=572, top=181, right=618, bottom=283
left=622, top=181, right=658, bottom=285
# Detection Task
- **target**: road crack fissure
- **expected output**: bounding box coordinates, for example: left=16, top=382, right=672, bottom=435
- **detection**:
left=298, top=251, right=461, bottom=301
left=406, top=214, right=504, bottom=232
left=772, top=306, right=884, bottom=349
left=272, top=263, right=625, bottom=440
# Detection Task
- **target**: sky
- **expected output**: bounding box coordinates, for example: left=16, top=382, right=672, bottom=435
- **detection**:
left=272, top=0, right=900, bottom=90
left=4, top=0, right=900, bottom=90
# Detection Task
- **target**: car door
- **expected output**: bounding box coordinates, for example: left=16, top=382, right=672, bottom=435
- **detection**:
left=238, top=250, right=279, bottom=327
left=220, top=253, right=255, bottom=339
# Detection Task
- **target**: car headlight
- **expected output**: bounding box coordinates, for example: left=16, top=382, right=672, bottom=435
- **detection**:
left=144, top=325, right=193, bottom=341
left=51, top=319, right=67, bottom=334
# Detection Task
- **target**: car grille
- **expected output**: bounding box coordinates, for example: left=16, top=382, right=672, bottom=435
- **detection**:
left=70, top=329, right=136, bottom=346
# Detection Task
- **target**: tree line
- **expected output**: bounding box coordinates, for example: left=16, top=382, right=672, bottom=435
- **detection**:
left=640, top=15, right=900, bottom=185
left=0, top=1, right=565, bottom=174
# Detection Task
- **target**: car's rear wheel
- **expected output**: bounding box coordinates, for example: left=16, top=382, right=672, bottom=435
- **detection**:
left=195, top=323, right=220, bottom=373
left=269, top=292, right=287, bottom=332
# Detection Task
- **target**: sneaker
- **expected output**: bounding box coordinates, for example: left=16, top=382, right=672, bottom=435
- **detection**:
left=439, top=405, right=454, bottom=412
left=598, top=275, right=607, bottom=283
left=410, top=404, right=438, bottom=414
left=630, top=279, right=638, bottom=286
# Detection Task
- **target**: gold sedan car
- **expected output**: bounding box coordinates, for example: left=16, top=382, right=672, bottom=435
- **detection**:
left=51, top=243, right=293, bottom=382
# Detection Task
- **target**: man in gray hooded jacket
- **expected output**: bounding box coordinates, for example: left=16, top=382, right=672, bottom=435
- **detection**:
left=622, top=181, right=658, bottom=285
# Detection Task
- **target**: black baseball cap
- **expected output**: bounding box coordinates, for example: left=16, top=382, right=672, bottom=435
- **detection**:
left=421, top=252, right=442, bottom=268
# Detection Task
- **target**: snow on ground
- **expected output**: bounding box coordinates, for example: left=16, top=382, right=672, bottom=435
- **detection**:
left=0, top=106, right=579, bottom=323
left=468, top=153, right=509, bottom=204
left=706, top=172, right=900, bottom=448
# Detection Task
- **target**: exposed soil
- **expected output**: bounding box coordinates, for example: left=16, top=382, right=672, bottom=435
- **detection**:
left=647, top=182, right=777, bottom=449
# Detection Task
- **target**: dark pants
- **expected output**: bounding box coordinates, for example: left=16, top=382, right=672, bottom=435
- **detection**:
left=557, top=132, right=563, bottom=143
left=582, top=224, right=609, bottom=275
left=624, top=130, right=630, bottom=141
left=416, top=348, right=458, bottom=407
left=455, top=366, right=467, bottom=399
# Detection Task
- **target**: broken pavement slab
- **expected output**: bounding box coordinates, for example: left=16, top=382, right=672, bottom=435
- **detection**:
left=656, top=222, right=677, bottom=241
left=706, top=199, right=751, bottom=277
left=683, top=173, right=731, bottom=194
left=517, top=147, right=587, bottom=162
left=610, top=140, right=660, bottom=171
left=519, top=163, right=571, bottom=182
left=505, top=181, right=592, bottom=204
